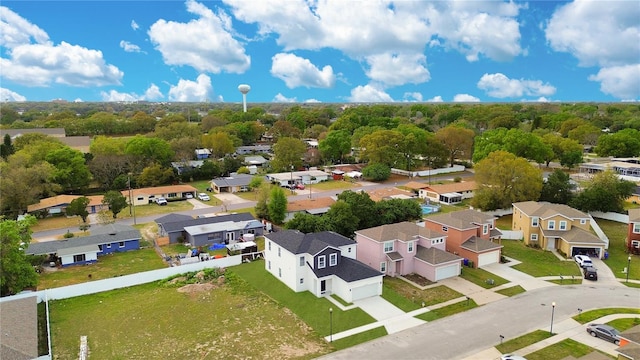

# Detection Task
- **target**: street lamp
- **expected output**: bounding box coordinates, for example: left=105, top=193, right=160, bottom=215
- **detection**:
left=128, top=173, right=137, bottom=225
left=329, top=307, right=333, bottom=342
left=550, top=302, right=556, bottom=335
left=627, top=256, right=631, bottom=283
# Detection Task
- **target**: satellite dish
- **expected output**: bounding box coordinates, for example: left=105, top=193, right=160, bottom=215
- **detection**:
left=238, top=84, right=251, bottom=112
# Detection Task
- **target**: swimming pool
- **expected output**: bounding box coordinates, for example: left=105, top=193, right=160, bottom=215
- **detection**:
left=421, top=204, right=440, bottom=214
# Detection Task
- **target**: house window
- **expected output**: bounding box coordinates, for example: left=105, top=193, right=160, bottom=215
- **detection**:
left=278, top=247, right=281, bottom=257
left=383, top=241, right=394, bottom=253
left=329, top=253, right=338, bottom=266
left=300, top=278, right=304, bottom=284
left=278, top=268, right=281, bottom=277
left=119, top=242, right=125, bottom=248
left=98, top=245, right=103, bottom=251
left=268, top=261, right=271, bottom=270
left=482, top=224, right=489, bottom=235
left=531, top=234, right=538, bottom=241
left=300, top=256, right=305, bottom=266
left=532, top=217, right=539, bottom=227
left=407, top=241, right=414, bottom=253
left=73, top=254, right=86, bottom=263
left=106, top=243, right=112, bottom=249
left=318, top=255, right=326, bottom=269
left=634, top=223, right=640, bottom=234
left=442, top=226, right=448, bottom=232
left=580, top=219, right=587, bottom=225
left=268, top=241, right=271, bottom=250
left=380, top=262, right=386, bottom=272
left=431, top=238, right=443, bottom=245
left=632, top=240, right=640, bottom=248
left=559, top=221, right=567, bottom=230
left=168, top=192, right=177, bottom=198
left=548, top=220, right=555, bottom=230
left=136, top=196, right=144, bottom=201
left=348, top=247, right=352, bottom=253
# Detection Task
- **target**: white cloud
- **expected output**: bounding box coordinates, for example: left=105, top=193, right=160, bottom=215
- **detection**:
left=273, top=93, right=297, bottom=102
left=365, top=53, right=430, bottom=86
left=131, top=20, right=139, bottom=31
left=348, top=84, right=394, bottom=103
left=0, top=87, right=26, bottom=101
left=403, top=92, right=423, bottom=102
left=101, top=83, right=164, bottom=102
left=545, top=1, right=639, bottom=68
left=426, top=95, right=443, bottom=102
left=120, top=40, right=142, bottom=53
left=168, top=74, right=213, bottom=102
left=453, top=94, right=480, bottom=102
left=477, top=73, right=556, bottom=98
left=270, top=53, right=335, bottom=89
left=588, top=64, right=640, bottom=100
left=144, top=84, right=164, bottom=100
left=148, top=0, right=250, bottom=74
left=304, top=98, right=320, bottom=103
left=0, top=7, right=123, bottom=87
left=73, top=98, right=83, bottom=102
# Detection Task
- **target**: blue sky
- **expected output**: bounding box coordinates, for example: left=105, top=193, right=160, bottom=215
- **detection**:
left=1, top=1, right=638, bottom=104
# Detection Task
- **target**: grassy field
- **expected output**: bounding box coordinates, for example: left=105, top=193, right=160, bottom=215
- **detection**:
left=415, top=298, right=478, bottom=321
left=573, top=308, right=640, bottom=324
left=49, top=272, right=332, bottom=360
left=597, top=219, right=640, bottom=281
left=496, top=285, right=526, bottom=297
left=525, top=338, right=603, bottom=360
left=495, top=330, right=552, bottom=354
left=382, top=277, right=463, bottom=310
left=501, top=240, right=581, bottom=277
left=37, top=248, right=166, bottom=290
left=460, top=266, right=509, bottom=289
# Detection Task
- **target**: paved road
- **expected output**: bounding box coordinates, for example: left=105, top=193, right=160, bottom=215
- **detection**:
left=320, top=284, right=640, bottom=360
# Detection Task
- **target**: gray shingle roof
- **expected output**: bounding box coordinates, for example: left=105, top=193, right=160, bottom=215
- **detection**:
left=512, top=201, right=589, bottom=220
left=211, top=174, right=253, bottom=187
left=26, top=225, right=140, bottom=255
left=356, top=221, right=445, bottom=242
left=629, top=208, right=640, bottom=222
left=540, top=227, right=605, bottom=245
left=312, top=256, right=382, bottom=282
left=460, top=236, right=503, bottom=253
left=386, top=251, right=403, bottom=261
left=158, top=212, right=256, bottom=233
left=267, top=230, right=355, bottom=255
left=414, top=245, right=462, bottom=265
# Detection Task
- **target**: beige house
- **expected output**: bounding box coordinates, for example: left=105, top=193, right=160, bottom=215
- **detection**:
left=27, top=194, right=105, bottom=215
left=121, top=185, right=198, bottom=206
left=418, top=181, right=477, bottom=204
left=512, top=201, right=606, bottom=259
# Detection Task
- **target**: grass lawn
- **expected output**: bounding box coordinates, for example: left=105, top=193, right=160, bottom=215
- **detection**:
left=330, top=326, right=387, bottom=350
left=495, top=329, right=552, bottom=354
left=597, top=219, right=640, bottom=281
left=608, top=317, right=640, bottom=332
left=37, top=248, right=166, bottom=290
left=501, top=240, right=581, bottom=277
left=231, top=260, right=376, bottom=337
left=573, top=308, right=640, bottom=324
left=32, top=216, right=85, bottom=232
left=496, top=285, right=526, bottom=297
left=415, top=298, right=478, bottom=321
left=460, top=266, right=509, bottom=289
left=382, top=277, right=463, bottom=310
left=49, top=275, right=332, bottom=359
left=495, top=214, right=513, bottom=230
left=311, top=180, right=357, bottom=191
left=525, top=338, right=603, bottom=360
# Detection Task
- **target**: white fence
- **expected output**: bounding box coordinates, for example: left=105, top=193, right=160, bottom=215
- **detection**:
left=1, top=254, right=244, bottom=303
left=590, top=211, right=629, bottom=224
left=500, top=230, right=523, bottom=240
left=391, top=165, right=465, bottom=178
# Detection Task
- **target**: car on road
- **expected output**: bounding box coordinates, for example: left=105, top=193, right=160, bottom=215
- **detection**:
left=583, top=266, right=598, bottom=280
left=574, top=254, right=593, bottom=268
left=295, top=183, right=305, bottom=190
left=155, top=197, right=168, bottom=206
left=198, top=193, right=210, bottom=201
left=586, top=324, right=621, bottom=345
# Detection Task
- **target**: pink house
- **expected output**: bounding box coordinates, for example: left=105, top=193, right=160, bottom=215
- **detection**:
left=628, top=208, right=640, bottom=254
left=355, top=222, right=463, bottom=282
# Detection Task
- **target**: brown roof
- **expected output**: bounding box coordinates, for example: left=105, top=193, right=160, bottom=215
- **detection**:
left=122, top=185, right=198, bottom=197
left=27, top=194, right=104, bottom=212
left=287, top=197, right=336, bottom=212
left=616, top=344, right=640, bottom=360
left=0, top=296, right=38, bottom=360
left=404, top=181, right=430, bottom=190
left=621, top=324, right=640, bottom=344
left=512, top=201, right=589, bottom=220
left=415, top=245, right=462, bottom=265
left=424, top=181, right=477, bottom=194
left=629, top=208, right=640, bottom=223
left=0, top=127, right=65, bottom=137
left=461, top=236, right=503, bottom=253
left=540, top=227, right=605, bottom=245
left=356, top=221, right=445, bottom=242
left=425, top=209, right=496, bottom=230
left=366, top=187, right=415, bottom=202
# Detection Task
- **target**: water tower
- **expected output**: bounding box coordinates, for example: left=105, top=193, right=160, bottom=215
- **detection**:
left=238, top=84, right=251, bottom=112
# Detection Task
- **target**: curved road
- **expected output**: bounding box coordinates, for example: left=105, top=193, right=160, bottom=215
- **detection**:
left=320, top=284, right=640, bottom=360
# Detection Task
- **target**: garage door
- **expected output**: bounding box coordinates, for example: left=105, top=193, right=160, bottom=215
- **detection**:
left=478, top=251, right=500, bottom=268
left=351, top=283, right=380, bottom=301
left=435, top=264, right=459, bottom=281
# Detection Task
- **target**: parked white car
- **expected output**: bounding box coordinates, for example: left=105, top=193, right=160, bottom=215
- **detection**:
left=155, top=197, right=168, bottom=206
left=198, top=193, right=210, bottom=201
left=574, top=255, right=593, bottom=268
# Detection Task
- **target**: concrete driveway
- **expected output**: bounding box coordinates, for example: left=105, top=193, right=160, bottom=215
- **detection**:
left=352, top=296, right=426, bottom=335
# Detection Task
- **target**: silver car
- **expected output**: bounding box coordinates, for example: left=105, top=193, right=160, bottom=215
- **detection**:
left=586, top=324, right=621, bottom=345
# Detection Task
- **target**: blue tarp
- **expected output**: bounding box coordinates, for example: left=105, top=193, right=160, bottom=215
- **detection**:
left=209, top=243, right=225, bottom=250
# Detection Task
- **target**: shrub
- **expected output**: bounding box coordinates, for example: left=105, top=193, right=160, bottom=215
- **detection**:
left=63, top=231, right=74, bottom=239
left=362, top=163, right=391, bottom=181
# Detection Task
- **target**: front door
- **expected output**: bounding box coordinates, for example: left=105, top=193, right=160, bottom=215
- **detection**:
left=320, top=280, right=326, bottom=293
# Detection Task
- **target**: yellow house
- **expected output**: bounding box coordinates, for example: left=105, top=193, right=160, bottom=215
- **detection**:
left=512, top=201, right=606, bottom=259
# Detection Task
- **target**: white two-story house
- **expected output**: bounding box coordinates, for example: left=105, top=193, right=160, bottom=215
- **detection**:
left=264, top=230, right=383, bottom=302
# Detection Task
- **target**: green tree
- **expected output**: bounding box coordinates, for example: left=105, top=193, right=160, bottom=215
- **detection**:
left=0, top=158, right=59, bottom=218
left=137, top=164, right=175, bottom=187
left=570, top=170, right=635, bottom=213
left=45, top=147, right=92, bottom=192
left=124, top=135, right=174, bottom=168
left=336, top=191, right=377, bottom=230
left=471, top=151, right=543, bottom=210
left=0, top=134, right=15, bottom=159
left=0, top=215, right=38, bottom=296
left=254, top=183, right=271, bottom=220
left=268, top=186, right=287, bottom=224
left=202, top=132, right=235, bottom=159
left=325, top=201, right=359, bottom=237
left=594, top=129, right=640, bottom=157
left=249, top=176, right=264, bottom=191
left=359, top=130, right=403, bottom=166
left=374, top=199, right=422, bottom=225
left=66, top=196, right=90, bottom=223
left=271, top=137, right=307, bottom=172
left=362, top=163, right=391, bottom=181
left=539, top=170, right=575, bottom=204
left=436, top=125, right=475, bottom=166
left=319, top=130, right=351, bottom=164
left=102, top=190, right=128, bottom=219
left=473, top=128, right=552, bottom=164
left=285, top=212, right=330, bottom=233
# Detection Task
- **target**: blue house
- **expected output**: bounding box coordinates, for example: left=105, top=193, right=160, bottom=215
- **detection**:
left=26, top=224, right=141, bottom=267
left=155, top=212, right=263, bottom=246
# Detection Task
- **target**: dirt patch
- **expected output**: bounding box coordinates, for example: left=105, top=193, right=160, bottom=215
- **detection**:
left=177, top=283, right=218, bottom=295
left=403, top=273, right=434, bottom=287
